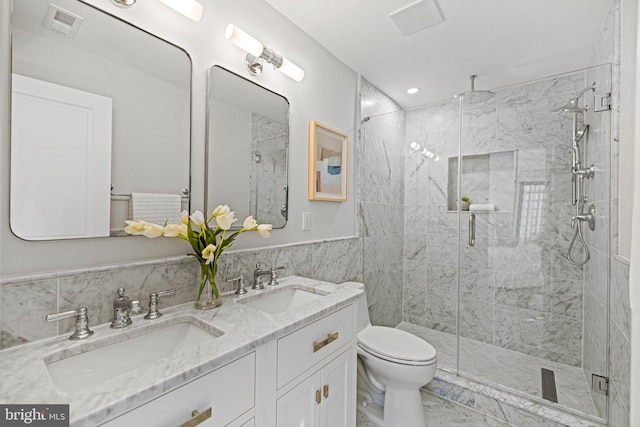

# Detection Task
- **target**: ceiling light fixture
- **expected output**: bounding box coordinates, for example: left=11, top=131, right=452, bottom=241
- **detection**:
left=157, top=0, right=203, bottom=22
left=225, top=24, right=304, bottom=82
left=110, top=0, right=136, bottom=7
left=407, top=87, right=420, bottom=94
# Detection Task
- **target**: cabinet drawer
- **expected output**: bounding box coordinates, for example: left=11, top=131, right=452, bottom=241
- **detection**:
left=100, top=352, right=255, bottom=427
left=277, top=305, right=353, bottom=388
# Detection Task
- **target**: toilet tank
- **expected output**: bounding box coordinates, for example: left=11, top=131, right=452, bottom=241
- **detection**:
left=341, top=281, right=371, bottom=332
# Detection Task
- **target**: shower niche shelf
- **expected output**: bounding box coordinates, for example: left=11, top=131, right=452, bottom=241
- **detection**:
left=447, top=150, right=516, bottom=213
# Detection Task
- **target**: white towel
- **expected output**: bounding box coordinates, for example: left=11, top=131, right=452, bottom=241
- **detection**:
left=129, top=193, right=182, bottom=225
left=469, top=203, right=495, bottom=212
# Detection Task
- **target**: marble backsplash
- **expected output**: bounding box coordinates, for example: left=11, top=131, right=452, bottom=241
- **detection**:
left=0, top=236, right=363, bottom=351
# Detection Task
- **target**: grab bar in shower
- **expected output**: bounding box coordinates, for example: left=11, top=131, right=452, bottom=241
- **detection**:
left=468, top=213, right=476, bottom=247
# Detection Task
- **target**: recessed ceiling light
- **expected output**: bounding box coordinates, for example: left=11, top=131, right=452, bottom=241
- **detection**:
left=407, top=87, right=420, bottom=94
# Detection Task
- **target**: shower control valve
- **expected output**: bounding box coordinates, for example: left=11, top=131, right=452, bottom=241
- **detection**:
left=574, top=165, right=595, bottom=179
left=571, top=205, right=596, bottom=231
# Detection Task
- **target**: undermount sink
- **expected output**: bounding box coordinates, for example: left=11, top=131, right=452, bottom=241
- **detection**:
left=239, top=286, right=329, bottom=315
left=44, top=317, right=223, bottom=393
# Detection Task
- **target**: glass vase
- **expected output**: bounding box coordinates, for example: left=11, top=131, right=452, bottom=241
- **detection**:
left=195, top=262, right=222, bottom=310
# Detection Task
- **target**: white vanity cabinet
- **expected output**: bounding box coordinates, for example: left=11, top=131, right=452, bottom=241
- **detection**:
left=276, top=349, right=353, bottom=427
left=99, top=352, right=256, bottom=427
left=96, top=301, right=358, bottom=427
left=270, top=304, right=357, bottom=427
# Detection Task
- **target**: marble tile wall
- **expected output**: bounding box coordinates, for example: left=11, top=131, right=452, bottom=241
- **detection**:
left=608, top=257, right=630, bottom=427
left=403, top=72, right=589, bottom=366
left=359, top=79, right=406, bottom=327
left=0, top=237, right=362, bottom=350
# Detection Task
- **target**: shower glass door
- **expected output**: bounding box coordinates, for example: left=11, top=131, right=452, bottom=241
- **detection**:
left=456, top=65, right=611, bottom=421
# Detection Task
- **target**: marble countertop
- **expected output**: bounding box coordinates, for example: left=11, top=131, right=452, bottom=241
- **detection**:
left=0, top=276, right=362, bottom=426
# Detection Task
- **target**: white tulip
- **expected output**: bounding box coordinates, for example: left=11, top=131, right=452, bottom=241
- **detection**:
left=180, top=210, right=189, bottom=225
left=216, top=211, right=237, bottom=230
left=202, top=243, right=216, bottom=264
left=124, top=220, right=146, bottom=235
left=163, top=223, right=183, bottom=237
left=242, top=216, right=258, bottom=230
left=142, top=223, right=165, bottom=238
left=257, top=223, right=273, bottom=238
left=190, top=210, right=205, bottom=227
left=211, top=205, right=230, bottom=217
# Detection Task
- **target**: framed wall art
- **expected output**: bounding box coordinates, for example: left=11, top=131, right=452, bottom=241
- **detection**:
left=308, top=121, right=348, bottom=201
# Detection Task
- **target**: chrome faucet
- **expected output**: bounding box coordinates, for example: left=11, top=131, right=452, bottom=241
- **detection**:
left=253, top=264, right=271, bottom=290
left=253, top=263, right=285, bottom=289
left=110, top=287, right=144, bottom=329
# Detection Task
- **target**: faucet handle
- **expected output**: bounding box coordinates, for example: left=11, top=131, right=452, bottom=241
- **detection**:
left=227, top=274, right=247, bottom=295
left=144, top=288, right=176, bottom=320
left=268, top=266, right=285, bottom=286
left=46, top=307, right=94, bottom=340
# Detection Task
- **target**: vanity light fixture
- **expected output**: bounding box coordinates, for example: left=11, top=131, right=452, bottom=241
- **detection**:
left=157, top=0, right=203, bottom=22
left=225, top=24, right=305, bottom=82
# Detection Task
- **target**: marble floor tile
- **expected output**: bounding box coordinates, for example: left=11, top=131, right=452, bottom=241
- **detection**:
left=397, top=322, right=598, bottom=418
left=355, top=390, right=512, bottom=427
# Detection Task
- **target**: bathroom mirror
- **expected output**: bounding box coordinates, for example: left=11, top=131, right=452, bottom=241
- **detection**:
left=10, top=0, right=191, bottom=240
left=206, top=66, right=289, bottom=229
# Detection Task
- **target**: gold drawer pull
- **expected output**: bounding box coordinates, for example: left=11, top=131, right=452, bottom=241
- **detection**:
left=179, top=407, right=212, bottom=427
left=313, top=332, right=339, bottom=353
left=323, top=384, right=329, bottom=399
left=316, top=389, right=322, bottom=404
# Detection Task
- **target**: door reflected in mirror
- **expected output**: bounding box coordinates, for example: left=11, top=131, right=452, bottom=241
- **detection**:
left=10, top=0, right=191, bottom=240
left=206, top=66, right=289, bottom=229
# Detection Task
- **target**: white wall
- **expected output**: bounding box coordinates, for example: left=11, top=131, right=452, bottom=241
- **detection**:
left=0, top=0, right=358, bottom=276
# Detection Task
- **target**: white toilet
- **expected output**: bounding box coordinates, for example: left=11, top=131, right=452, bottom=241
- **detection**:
left=344, top=282, right=437, bottom=427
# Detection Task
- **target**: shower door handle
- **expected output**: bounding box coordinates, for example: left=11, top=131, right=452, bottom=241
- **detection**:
left=468, top=213, right=476, bottom=247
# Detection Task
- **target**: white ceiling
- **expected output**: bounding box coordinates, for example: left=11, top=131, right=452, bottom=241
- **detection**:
left=264, top=0, right=612, bottom=108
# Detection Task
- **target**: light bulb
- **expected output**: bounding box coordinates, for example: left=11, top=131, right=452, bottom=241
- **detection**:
left=410, top=142, right=420, bottom=150
left=157, top=0, right=203, bottom=22
left=225, top=24, right=264, bottom=58
left=278, top=57, right=304, bottom=82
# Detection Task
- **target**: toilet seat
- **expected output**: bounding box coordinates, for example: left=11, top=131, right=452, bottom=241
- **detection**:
left=358, top=326, right=437, bottom=366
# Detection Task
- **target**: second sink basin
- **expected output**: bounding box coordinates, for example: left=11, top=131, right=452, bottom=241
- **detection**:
left=44, top=316, right=223, bottom=393
left=239, top=286, right=329, bottom=314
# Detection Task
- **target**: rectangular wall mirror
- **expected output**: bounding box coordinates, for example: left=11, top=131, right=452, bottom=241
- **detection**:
left=10, top=0, right=191, bottom=240
left=206, top=66, right=289, bottom=229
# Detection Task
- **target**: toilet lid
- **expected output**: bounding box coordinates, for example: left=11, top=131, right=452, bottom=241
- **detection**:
left=358, top=326, right=437, bottom=364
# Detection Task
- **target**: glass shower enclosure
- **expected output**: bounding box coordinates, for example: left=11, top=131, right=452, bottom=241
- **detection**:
left=361, top=63, right=612, bottom=422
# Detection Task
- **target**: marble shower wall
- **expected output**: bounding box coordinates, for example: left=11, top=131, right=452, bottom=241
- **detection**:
left=403, top=72, right=591, bottom=367
left=359, top=79, right=406, bottom=327
left=0, top=237, right=362, bottom=350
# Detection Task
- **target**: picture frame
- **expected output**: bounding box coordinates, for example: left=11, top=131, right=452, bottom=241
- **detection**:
left=308, top=121, right=348, bottom=201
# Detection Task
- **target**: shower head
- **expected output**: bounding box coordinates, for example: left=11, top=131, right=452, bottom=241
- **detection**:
left=555, top=83, right=597, bottom=113
left=453, top=75, right=494, bottom=102
left=555, top=97, right=587, bottom=113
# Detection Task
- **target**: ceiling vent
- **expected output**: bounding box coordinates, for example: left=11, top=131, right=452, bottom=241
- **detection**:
left=42, top=4, right=84, bottom=38
left=389, top=0, right=444, bottom=36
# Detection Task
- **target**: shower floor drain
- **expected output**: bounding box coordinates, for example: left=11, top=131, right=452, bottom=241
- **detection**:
left=541, top=368, right=558, bottom=403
